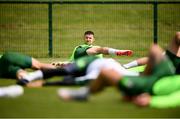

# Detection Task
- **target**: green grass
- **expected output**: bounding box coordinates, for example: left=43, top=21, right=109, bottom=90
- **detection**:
left=0, top=79, right=180, bottom=118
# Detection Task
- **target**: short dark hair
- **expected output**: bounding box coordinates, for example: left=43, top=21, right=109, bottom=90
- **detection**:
left=84, top=31, right=94, bottom=36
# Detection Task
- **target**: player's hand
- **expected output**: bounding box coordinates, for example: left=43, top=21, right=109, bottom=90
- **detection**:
left=116, top=50, right=133, bottom=56
left=51, top=61, right=71, bottom=68
left=132, top=93, right=151, bottom=107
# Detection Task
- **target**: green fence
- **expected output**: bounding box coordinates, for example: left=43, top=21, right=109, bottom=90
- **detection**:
left=0, top=1, right=180, bottom=58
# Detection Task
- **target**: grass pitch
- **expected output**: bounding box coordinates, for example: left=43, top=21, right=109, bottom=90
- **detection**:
left=0, top=0, right=180, bottom=118
left=0, top=79, right=180, bottom=118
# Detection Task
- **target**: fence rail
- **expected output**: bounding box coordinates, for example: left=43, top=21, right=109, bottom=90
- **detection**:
left=0, top=1, right=180, bottom=4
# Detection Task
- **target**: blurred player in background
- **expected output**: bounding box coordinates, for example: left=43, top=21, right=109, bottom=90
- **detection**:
left=0, top=52, right=55, bottom=82
left=58, top=44, right=180, bottom=108
left=0, top=85, right=24, bottom=98
left=123, top=32, right=180, bottom=74
left=18, top=55, right=139, bottom=86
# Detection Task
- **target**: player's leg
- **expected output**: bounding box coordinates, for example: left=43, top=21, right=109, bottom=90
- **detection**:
left=1, top=52, right=32, bottom=69
left=44, top=55, right=98, bottom=79
left=132, top=68, right=180, bottom=108
left=21, top=57, right=99, bottom=86
left=2, top=52, right=56, bottom=70
left=31, top=58, right=55, bottom=70
left=153, top=75, right=180, bottom=95
left=87, top=47, right=133, bottom=56
left=104, top=47, right=133, bottom=56
left=26, top=76, right=79, bottom=88
left=89, top=68, right=122, bottom=93
left=0, top=55, right=27, bottom=79
left=17, top=68, right=69, bottom=86
left=0, top=52, right=36, bottom=79
left=132, top=76, right=180, bottom=107
left=169, top=31, right=180, bottom=47
left=18, top=55, right=92, bottom=86
left=17, top=62, right=84, bottom=86
left=58, top=68, right=122, bottom=101
left=142, top=45, right=162, bottom=75
left=123, top=57, right=148, bottom=69
left=27, top=58, right=105, bottom=87
left=174, top=32, right=180, bottom=45
left=142, top=44, right=175, bottom=76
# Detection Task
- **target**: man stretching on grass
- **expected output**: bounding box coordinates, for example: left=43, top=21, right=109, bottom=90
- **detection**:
left=58, top=45, right=180, bottom=108
left=53, top=31, right=133, bottom=67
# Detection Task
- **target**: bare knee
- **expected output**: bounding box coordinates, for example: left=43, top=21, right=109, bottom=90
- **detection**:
left=175, top=32, right=180, bottom=38
left=100, top=68, right=121, bottom=85
left=31, top=58, right=42, bottom=69
left=89, top=69, right=121, bottom=93
left=31, top=58, right=55, bottom=69
left=175, top=32, right=180, bottom=45
left=149, top=45, right=163, bottom=57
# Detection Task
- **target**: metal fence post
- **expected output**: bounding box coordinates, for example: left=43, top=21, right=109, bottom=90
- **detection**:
left=153, top=1, right=158, bottom=44
left=48, top=2, right=53, bottom=57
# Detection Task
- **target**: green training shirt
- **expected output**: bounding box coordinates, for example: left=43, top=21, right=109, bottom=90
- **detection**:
left=75, top=55, right=99, bottom=71
left=69, top=44, right=103, bottom=61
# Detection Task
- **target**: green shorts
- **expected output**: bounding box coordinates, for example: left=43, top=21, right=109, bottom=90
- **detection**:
left=153, top=75, right=180, bottom=95
left=0, top=52, right=32, bottom=78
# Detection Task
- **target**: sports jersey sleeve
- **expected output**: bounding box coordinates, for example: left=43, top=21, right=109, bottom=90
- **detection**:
left=150, top=90, right=180, bottom=108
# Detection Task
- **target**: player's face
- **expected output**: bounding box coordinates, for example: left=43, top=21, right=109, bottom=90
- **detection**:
left=84, top=34, right=94, bottom=45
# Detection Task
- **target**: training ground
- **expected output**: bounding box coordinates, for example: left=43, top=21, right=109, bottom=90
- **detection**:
left=0, top=0, right=180, bottom=118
